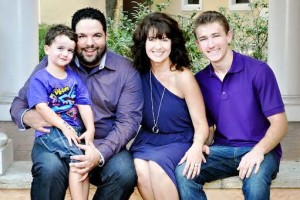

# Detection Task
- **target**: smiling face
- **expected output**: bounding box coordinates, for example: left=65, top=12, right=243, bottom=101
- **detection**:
left=145, top=28, right=172, bottom=65
left=195, top=21, right=233, bottom=65
left=45, top=35, right=75, bottom=68
left=75, top=19, right=107, bottom=67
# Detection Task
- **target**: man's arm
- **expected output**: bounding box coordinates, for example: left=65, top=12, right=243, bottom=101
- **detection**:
left=10, top=57, right=49, bottom=131
left=237, top=112, right=288, bottom=179
left=95, top=69, right=143, bottom=160
left=69, top=69, right=143, bottom=175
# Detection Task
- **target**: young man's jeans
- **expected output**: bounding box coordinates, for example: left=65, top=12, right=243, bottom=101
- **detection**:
left=30, top=139, right=136, bottom=200
left=175, top=146, right=279, bottom=200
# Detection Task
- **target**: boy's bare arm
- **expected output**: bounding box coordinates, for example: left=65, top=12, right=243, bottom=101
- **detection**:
left=77, top=104, right=95, bottom=143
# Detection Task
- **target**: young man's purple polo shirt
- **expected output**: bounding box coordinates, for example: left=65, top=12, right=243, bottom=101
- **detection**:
left=195, top=51, right=285, bottom=160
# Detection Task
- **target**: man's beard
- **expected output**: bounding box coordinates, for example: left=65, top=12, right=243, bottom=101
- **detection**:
left=77, top=46, right=106, bottom=67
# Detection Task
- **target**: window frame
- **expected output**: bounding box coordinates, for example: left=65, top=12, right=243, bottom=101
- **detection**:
left=228, top=0, right=251, bottom=11
left=181, top=0, right=202, bottom=11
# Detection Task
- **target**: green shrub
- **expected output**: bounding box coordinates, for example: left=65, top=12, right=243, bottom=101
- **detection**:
left=38, top=0, right=268, bottom=72
left=106, top=0, right=268, bottom=72
left=219, top=1, right=269, bottom=62
left=39, top=23, right=51, bottom=61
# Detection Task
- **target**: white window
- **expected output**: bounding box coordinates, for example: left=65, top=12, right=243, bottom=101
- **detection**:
left=182, top=0, right=202, bottom=11
left=229, top=0, right=251, bottom=11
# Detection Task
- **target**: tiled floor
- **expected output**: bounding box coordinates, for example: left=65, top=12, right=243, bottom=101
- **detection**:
left=1, top=121, right=299, bottom=162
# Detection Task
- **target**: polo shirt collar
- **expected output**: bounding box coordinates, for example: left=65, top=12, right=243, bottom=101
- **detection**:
left=228, top=51, right=244, bottom=74
left=208, top=50, right=244, bottom=76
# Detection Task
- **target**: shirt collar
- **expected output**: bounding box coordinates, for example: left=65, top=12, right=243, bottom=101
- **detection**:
left=208, top=50, right=244, bottom=76
left=228, top=51, right=244, bottom=73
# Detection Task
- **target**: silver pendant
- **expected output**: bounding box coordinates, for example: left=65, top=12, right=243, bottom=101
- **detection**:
left=152, top=125, right=159, bottom=133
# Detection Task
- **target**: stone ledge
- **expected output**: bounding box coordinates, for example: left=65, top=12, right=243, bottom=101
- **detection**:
left=0, top=138, right=13, bottom=175
left=0, top=160, right=299, bottom=189
left=0, top=161, right=32, bottom=189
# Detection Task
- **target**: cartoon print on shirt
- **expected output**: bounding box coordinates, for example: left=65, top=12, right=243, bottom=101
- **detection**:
left=49, top=84, right=78, bottom=120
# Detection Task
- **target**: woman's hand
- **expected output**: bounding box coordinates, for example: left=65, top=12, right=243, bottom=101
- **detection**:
left=178, top=143, right=208, bottom=179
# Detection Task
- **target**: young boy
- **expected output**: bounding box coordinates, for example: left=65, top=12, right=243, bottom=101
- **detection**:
left=176, top=11, right=287, bottom=200
left=27, top=24, right=94, bottom=200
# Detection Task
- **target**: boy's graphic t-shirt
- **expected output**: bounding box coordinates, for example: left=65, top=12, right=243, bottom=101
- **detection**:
left=27, top=67, right=91, bottom=137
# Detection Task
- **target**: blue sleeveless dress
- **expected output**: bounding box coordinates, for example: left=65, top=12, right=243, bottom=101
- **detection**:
left=130, top=71, right=194, bottom=187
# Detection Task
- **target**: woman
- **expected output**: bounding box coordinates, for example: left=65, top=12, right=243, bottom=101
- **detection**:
left=130, top=12, right=209, bottom=199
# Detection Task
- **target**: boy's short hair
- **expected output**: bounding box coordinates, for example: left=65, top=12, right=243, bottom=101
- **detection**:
left=45, top=24, right=77, bottom=46
left=193, top=11, right=230, bottom=37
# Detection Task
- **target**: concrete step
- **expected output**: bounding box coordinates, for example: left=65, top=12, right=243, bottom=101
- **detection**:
left=0, top=160, right=299, bottom=199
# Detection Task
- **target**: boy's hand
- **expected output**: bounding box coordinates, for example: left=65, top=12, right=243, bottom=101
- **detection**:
left=61, top=124, right=80, bottom=146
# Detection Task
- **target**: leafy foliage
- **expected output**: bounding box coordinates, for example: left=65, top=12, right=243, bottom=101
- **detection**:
left=107, top=0, right=171, bottom=59
left=219, top=1, right=269, bottom=61
left=39, top=0, right=268, bottom=72
left=107, top=0, right=208, bottom=72
left=39, top=23, right=51, bottom=61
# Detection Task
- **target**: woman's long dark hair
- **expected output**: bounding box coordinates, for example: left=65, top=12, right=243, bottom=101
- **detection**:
left=131, top=12, right=191, bottom=73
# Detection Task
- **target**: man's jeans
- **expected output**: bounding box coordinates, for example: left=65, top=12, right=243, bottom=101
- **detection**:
left=175, top=146, right=279, bottom=200
left=31, top=140, right=136, bottom=200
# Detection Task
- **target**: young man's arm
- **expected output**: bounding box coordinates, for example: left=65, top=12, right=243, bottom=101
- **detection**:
left=237, top=63, right=288, bottom=179
left=237, top=112, right=287, bottom=179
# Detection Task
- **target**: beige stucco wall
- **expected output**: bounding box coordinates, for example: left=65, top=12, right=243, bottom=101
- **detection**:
left=40, top=0, right=105, bottom=25
left=39, top=0, right=257, bottom=25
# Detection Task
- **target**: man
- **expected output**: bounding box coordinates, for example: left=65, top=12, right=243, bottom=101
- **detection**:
left=10, top=7, right=143, bottom=200
left=175, top=11, right=288, bottom=200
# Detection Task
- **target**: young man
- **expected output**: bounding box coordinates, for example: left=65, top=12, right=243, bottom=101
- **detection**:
left=175, top=11, right=288, bottom=200
left=10, top=7, right=143, bottom=200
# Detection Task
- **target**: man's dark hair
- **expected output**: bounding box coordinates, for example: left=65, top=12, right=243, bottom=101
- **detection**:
left=45, top=24, right=77, bottom=46
left=71, top=7, right=107, bottom=33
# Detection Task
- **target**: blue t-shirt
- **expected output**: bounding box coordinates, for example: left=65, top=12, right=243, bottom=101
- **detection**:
left=195, top=51, right=285, bottom=160
left=27, top=66, right=91, bottom=137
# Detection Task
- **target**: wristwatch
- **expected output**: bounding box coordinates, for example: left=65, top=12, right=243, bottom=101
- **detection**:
left=97, top=150, right=105, bottom=167
left=98, top=156, right=104, bottom=167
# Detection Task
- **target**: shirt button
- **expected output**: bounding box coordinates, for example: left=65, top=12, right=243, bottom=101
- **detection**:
left=222, top=91, right=226, bottom=95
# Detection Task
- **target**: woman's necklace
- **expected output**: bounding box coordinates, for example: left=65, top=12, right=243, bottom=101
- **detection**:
left=149, top=70, right=165, bottom=133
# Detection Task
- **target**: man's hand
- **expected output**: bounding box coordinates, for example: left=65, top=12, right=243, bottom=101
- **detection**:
left=69, top=142, right=101, bottom=182
left=23, top=109, right=51, bottom=133
left=237, top=148, right=264, bottom=179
